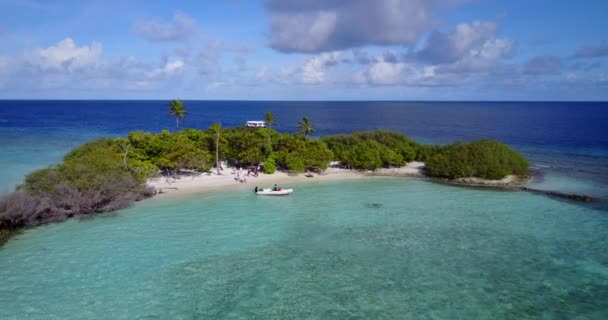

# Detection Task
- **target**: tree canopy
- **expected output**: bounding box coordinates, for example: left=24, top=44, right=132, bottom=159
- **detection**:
left=265, top=111, right=276, bottom=128
left=424, top=139, right=530, bottom=180
left=167, top=99, right=188, bottom=131
left=297, top=117, right=314, bottom=138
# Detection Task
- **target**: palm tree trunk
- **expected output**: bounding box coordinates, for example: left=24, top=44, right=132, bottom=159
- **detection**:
left=216, top=136, right=220, bottom=175
left=176, top=117, right=179, bottom=131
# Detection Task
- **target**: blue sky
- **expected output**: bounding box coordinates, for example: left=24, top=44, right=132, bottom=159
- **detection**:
left=0, top=0, right=607, bottom=100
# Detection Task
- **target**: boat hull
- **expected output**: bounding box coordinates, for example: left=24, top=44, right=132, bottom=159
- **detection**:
left=256, top=188, right=293, bottom=196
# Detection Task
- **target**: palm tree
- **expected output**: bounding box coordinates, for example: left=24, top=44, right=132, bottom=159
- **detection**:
left=209, top=122, right=222, bottom=175
left=297, top=116, right=314, bottom=138
left=265, top=111, right=276, bottom=129
left=167, top=99, right=188, bottom=131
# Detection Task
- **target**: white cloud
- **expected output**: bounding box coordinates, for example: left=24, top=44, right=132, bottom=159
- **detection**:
left=300, top=51, right=341, bottom=84
left=133, top=11, right=199, bottom=42
left=267, top=0, right=473, bottom=53
left=417, top=21, right=513, bottom=64
left=0, top=38, right=196, bottom=93
left=476, top=38, right=515, bottom=61
left=368, top=61, right=405, bottom=85
left=28, top=38, right=102, bottom=71
left=147, top=60, right=185, bottom=77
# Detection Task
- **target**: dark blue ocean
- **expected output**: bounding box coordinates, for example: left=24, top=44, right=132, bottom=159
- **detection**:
left=1, top=100, right=607, bottom=200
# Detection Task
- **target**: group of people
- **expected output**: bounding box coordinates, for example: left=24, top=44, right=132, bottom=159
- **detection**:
left=254, top=184, right=282, bottom=193
left=234, top=165, right=260, bottom=183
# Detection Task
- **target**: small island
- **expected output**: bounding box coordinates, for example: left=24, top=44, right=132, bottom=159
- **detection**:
left=0, top=105, right=532, bottom=245
left=0, top=131, right=529, bottom=244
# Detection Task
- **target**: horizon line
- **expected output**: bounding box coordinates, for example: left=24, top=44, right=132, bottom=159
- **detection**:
left=0, top=99, right=607, bottom=103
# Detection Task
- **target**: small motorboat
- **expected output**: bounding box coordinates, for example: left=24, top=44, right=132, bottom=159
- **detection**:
left=255, top=188, right=293, bottom=196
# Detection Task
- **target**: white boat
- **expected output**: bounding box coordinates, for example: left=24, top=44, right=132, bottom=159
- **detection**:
left=255, top=188, right=293, bottom=196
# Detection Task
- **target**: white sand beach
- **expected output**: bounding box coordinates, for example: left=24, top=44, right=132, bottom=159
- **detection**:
left=147, top=162, right=426, bottom=197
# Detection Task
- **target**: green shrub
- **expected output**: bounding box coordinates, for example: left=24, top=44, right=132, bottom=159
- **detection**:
left=273, top=135, right=333, bottom=172
left=425, top=139, right=530, bottom=180
left=323, top=131, right=413, bottom=170
left=263, top=156, right=276, bottom=174
left=347, top=141, right=383, bottom=170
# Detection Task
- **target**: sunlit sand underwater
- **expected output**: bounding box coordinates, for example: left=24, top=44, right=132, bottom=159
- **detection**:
left=1, top=178, right=607, bottom=319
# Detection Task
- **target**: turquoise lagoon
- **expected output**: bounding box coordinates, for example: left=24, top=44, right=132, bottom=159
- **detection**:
left=1, top=178, right=607, bottom=319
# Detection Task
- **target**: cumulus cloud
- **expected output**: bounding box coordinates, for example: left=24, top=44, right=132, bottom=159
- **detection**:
left=367, top=61, right=405, bottom=85
left=417, top=21, right=513, bottom=64
left=574, top=41, right=608, bottom=59
left=332, top=20, right=516, bottom=81
left=265, top=18, right=523, bottom=88
left=133, top=11, right=199, bottom=42
left=147, top=60, right=185, bottom=77
left=300, top=51, right=341, bottom=84
left=0, top=38, right=192, bottom=93
left=266, top=0, right=472, bottom=53
left=25, top=38, right=102, bottom=71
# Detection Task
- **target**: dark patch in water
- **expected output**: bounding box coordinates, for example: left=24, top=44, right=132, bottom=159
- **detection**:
left=365, top=203, right=383, bottom=209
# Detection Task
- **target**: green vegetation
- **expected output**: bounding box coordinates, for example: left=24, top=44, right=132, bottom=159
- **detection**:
left=322, top=131, right=420, bottom=170
left=297, top=116, right=314, bottom=138
left=167, top=99, right=188, bottom=131
left=274, top=134, right=333, bottom=172
left=322, top=131, right=529, bottom=179
left=265, top=111, right=275, bottom=129
left=424, top=139, right=530, bottom=180
left=0, top=138, right=154, bottom=231
left=0, top=111, right=530, bottom=244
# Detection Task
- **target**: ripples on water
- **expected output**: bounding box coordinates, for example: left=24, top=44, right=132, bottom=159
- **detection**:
left=1, top=179, right=607, bottom=319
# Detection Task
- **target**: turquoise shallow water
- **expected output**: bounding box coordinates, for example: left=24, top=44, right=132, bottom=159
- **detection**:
left=1, top=178, right=607, bottom=319
left=0, top=128, right=111, bottom=193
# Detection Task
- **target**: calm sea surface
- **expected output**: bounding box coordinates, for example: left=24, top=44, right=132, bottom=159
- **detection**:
left=0, top=100, right=607, bottom=319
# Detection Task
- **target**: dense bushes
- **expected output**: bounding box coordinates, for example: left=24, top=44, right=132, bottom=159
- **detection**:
left=124, top=127, right=332, bottom=173
left=127, top=129, right=213, bottom=175
left=425, top=139, right=530, bottom=180
left=263, top=155, right=276, bottom=174
left=0, top=139, right=154, bottom=230
left=322, top=131, right=422, bottom=170
left=322, top=131, right=529, bottom=180
left=274, top=135, right=333, bottom=172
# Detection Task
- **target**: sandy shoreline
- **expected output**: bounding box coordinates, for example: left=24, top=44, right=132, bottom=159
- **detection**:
left=147, top=162, right=425, bottom=198
left=146, top=161, right=533, bottom=199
